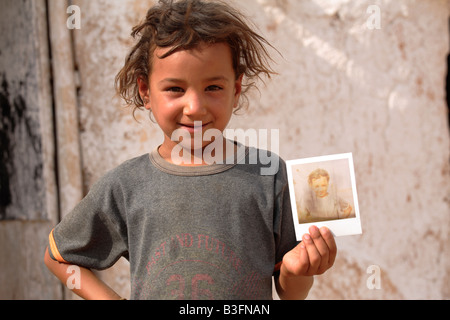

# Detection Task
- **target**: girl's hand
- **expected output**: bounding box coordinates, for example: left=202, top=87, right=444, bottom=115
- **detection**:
left=282, top=226, right=337, bottom=277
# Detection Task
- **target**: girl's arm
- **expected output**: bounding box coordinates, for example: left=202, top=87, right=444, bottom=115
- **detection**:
left=44, top=247, right=123, bottom=300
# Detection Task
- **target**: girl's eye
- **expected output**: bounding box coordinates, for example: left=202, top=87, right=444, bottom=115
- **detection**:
left=206, top=85, right=222, bottom=91
left=166, top=87, right=184, bottom=93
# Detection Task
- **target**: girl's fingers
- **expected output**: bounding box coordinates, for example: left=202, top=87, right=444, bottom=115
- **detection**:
left=302, top=233, right=321, bottom=275
left=320, top=227, right=337, bottom=267
left=301, top=226, right=337, bottom=275
left=308, top=226, right=330, bottom=274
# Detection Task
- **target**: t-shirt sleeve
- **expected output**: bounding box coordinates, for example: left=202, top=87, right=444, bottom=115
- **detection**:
left=48, top=171, right=129, bottom=270
left=273, top=159, right=299, bottom=273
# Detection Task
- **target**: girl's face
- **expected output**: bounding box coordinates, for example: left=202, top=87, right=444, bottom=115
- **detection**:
left=138, top=42, right=243, bottom=163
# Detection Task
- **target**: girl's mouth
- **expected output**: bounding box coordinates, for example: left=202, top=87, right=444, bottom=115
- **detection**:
left=177, top=121, right=211, bottom=133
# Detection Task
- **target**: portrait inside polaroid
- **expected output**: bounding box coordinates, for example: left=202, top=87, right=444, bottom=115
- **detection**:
left=287, top=153, right=362, bottom=239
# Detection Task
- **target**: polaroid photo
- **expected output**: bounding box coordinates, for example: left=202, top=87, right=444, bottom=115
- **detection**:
left=286, top=153, right=362, bottom=239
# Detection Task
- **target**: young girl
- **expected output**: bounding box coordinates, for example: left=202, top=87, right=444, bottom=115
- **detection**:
left=45, top=0, right=337, bottom=300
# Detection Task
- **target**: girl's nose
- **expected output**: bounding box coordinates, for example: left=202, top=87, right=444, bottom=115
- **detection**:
left=183, top=91, right=207, bottom=116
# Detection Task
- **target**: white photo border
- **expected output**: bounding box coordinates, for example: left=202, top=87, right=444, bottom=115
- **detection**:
left=286, top=153, right=362, bottom=239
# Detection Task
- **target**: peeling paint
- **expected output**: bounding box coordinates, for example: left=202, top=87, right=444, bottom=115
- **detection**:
left=0, top=73, right=43, bottom=220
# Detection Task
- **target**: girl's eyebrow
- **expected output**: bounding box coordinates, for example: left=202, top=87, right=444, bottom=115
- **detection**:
left=159, top=76, right=229, bottom=85
left=159, top=78, right=185, bottom=85
left=205, top=76, right=229, bottom=83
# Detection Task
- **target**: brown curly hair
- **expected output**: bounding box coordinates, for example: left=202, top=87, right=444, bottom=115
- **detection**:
left=115, top=0, right=278, bottom=118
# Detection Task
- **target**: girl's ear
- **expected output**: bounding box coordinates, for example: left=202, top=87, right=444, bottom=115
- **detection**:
left=137, top=76, right=151, bottom=110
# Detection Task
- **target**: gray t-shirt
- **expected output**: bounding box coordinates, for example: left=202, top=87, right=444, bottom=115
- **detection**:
left=49, top=145, right=297, bottom=300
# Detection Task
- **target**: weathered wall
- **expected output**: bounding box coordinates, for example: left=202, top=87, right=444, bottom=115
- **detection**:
left=1, top=0, right=449, bottom=300
left=0, top=0, right=57, bottom=222
left=0, top=0, right=61, bottom=299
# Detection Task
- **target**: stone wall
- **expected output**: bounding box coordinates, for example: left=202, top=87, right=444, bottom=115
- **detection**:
left=0, top=0, right=449, bottom=300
